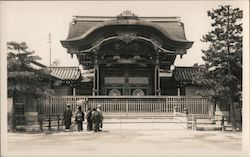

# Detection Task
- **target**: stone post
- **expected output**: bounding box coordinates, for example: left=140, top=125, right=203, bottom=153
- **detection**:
left=184, top=108, right=189, bottom=129
left=221, top=116, right=225, bottom=131
left=174, top=106, right=178, bottom=116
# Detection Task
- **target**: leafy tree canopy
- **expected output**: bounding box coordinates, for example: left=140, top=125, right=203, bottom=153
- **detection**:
left=193, top=5, right=242, bottom=103
left=7, top=41, right=54, bottom=98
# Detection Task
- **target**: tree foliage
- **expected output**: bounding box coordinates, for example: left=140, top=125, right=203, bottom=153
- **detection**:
left=7, top=41, right=54, bottom=98
left=193, top=5, right=242, bottom=103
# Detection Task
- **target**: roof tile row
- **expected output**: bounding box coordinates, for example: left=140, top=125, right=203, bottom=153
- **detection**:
left=51, top=67, right=81, bottom=81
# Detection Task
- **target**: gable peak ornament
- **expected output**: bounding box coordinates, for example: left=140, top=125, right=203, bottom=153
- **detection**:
left=117, top=10, right=138, bottom=19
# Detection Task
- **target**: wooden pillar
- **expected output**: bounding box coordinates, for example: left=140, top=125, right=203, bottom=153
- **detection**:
left=92, top=66, right=96, bottom=96
left=73, top=87, right=76, bottom=96
left=177, top=87, right=180, bottom=96
left=154, top=58, right=160, bottom=95
left=157, top=65, right=161, bottom=96
left=93, top=58, right=99, bottom=96
left=96, top=65, right=99, bottom=96
left=154, top=64, right=157, bottom=96
left=154, top=65, right=157, bottom=95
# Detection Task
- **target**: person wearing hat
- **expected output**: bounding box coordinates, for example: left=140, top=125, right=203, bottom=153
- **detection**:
left=63, top=104, right=73, bottom=131
left=97, top=105, right=104, bottom=131
left=75, top=105, right=84, bottom=132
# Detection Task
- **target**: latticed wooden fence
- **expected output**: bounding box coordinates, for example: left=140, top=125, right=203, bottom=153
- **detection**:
left=39, top=96, right=212, bottom=116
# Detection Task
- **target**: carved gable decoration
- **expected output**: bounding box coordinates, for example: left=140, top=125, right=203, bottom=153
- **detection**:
left=117, top=10, right=138, bottom=19
left=118, top=35, right=137, bottom=44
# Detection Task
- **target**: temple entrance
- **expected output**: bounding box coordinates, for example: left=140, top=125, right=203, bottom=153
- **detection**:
left=100, top=65, right=154, bottom=96
left=60, top=11, right=194, bottom=97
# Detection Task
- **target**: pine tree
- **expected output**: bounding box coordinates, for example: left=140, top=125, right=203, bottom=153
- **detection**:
left=193, top=5, right=242, bottom=130
left=7, top=41, right=53, bottom=98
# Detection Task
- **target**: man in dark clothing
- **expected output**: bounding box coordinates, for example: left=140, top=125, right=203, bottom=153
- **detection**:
left=91, top=108, right=101, bottom=132
left=97, top=105, right=104, bottom=131
left=75, top=105, right=84, bottom=132
left=63, top=104, right=73, bottom=131
left=86, top=108, right=93, bottom=131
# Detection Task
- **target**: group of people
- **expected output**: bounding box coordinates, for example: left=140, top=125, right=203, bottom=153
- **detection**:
left=63, top=104, right=103, bottom=132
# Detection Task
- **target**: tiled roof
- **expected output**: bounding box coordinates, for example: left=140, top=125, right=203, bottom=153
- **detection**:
left=173, top=67, right=198, bottom=83
left=65, top=18, right=187, bottom=41
left=51, top=67, right=81, bottom=81
left=61, top=16, right=193, bottom=50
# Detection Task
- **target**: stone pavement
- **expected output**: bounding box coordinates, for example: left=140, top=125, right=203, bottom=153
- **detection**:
left=5, top=120, right=245, bottom=157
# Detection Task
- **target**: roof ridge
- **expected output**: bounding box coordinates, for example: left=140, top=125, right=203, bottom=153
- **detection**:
left=51, top=66, right=79, bottom=68
left=174, top=66, right=198, bottom=69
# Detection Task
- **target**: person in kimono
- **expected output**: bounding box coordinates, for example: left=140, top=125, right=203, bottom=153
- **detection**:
left=75, top=105, right=84, bottom=132
left=91, top=108, right=101, bottom=132
left=63, top=104, right=73, bottom=131
left=86, top=108, right=93, bottom=131
left=97, top=104, right=104, bottom=131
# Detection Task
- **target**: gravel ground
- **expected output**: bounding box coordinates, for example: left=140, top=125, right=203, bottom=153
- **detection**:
left=5, top=122, right=244, bottom=157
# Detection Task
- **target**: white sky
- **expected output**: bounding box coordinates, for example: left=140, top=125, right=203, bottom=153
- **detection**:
left=0, top=1, right=247, bottom=67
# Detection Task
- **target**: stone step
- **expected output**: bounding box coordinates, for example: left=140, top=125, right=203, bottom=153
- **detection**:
left=196, top=124, right=222, bottom=131
left=16, top=125, right=41, bottom=132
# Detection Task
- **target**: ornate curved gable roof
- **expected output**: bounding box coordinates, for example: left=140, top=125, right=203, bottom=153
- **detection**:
left=60, top=11, right=193, bottom=50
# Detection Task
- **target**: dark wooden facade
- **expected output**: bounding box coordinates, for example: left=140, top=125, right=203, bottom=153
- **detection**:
left=60, top=11, right=195, bottom=96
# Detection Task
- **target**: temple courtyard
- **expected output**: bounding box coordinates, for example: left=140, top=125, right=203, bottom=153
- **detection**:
left=6, top=122, right=244, bottom=157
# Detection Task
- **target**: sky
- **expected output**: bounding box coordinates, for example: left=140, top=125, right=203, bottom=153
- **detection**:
left=0, top=1, right=247, bottom=68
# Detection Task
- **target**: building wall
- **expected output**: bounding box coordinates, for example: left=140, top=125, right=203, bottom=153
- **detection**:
left=184, top=85, right=199, bottom=96
left=160, top=77, right=178, bottom=96
left=76, top=82, right=93, bottom=95
left=54, top=85, right=72, bottom=96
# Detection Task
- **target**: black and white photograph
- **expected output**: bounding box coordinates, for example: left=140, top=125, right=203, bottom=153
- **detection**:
left=0, top=1, right=249, bottom=157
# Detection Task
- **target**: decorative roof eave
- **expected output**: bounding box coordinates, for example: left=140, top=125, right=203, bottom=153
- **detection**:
left=173, top=67, right=198, bottom=85
left=60, top=19, right=194, bottom=49
left=50, top=67, right=81, bottom=81
left=69, top=36, right=187, bottom=55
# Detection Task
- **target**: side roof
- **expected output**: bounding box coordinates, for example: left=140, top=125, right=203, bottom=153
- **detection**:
left=173, top=66, right=198, bottom=84
left=51, top=67, right=81, bottom=81
left=31, top=61, right=81, bottom=81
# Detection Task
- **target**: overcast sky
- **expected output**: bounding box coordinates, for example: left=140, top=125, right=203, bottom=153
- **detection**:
left=0, top=1, right=247, bottom=68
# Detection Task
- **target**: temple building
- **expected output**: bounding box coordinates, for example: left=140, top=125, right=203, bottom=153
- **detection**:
left=10, top=11, right=239, bottom=131
left=60, top=11, right=197, bottom=97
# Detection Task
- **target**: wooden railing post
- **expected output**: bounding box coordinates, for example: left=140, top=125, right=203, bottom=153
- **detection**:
left=126, top=99, right=128, bottom=117
left=12, top=114, right=16, bottom=132
left=194, top=116, right=197, bottom=130
left=184, top=108, right=188, bottom=129
left=39, top=115, right=43, bottom=132
left=174, top=106, right=177, bottom=116
left=221, top=116, right=225, bottom=131
left=57, top=115, right=60, bottom=131
left=192, top=115, right=197, bottom=130
left=48, top=115, right=51, bottom=130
